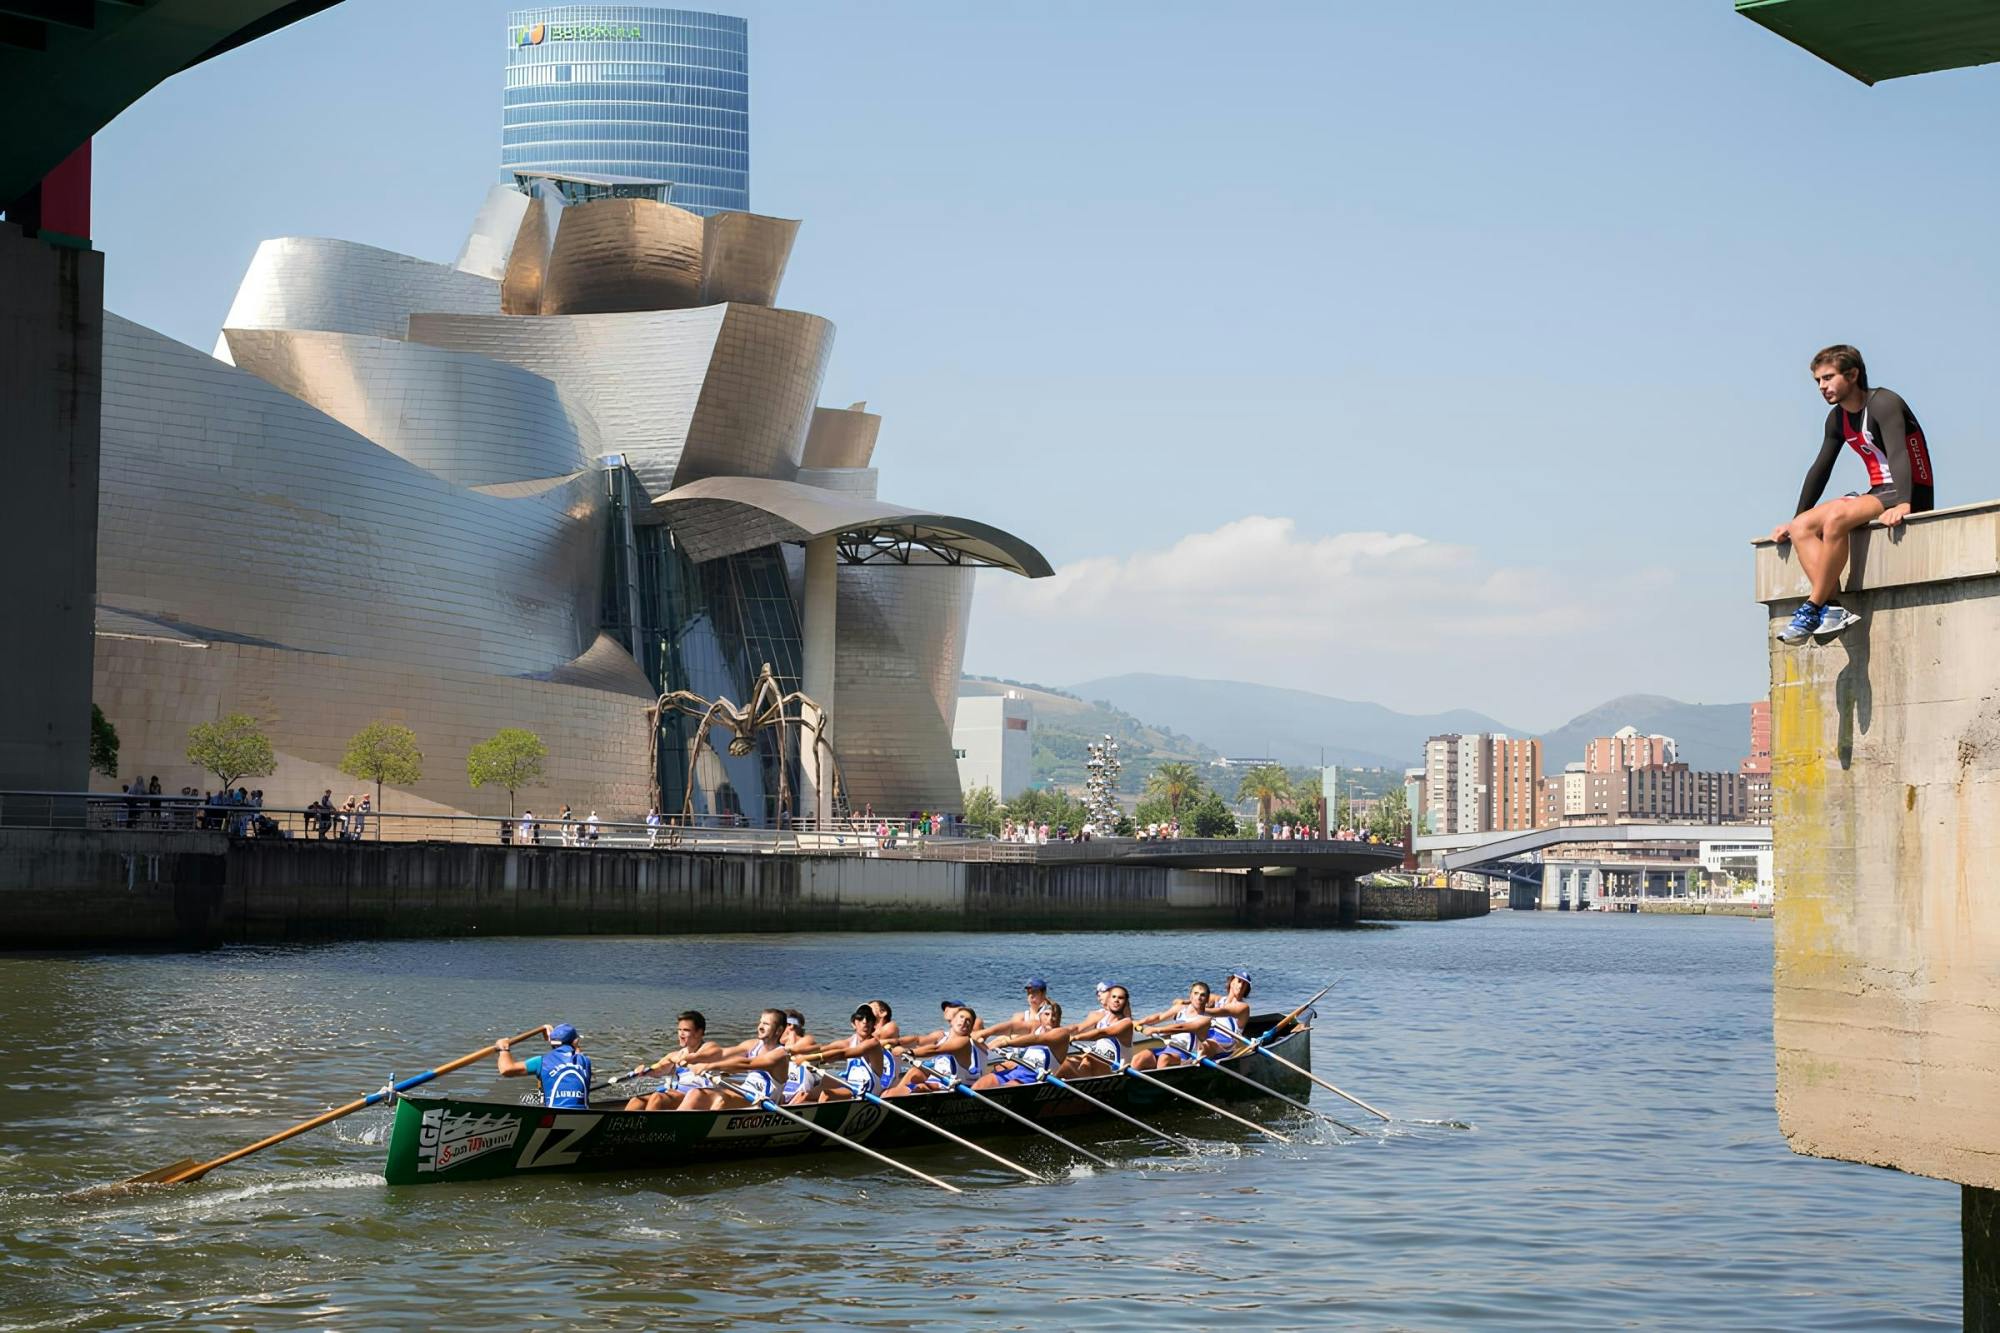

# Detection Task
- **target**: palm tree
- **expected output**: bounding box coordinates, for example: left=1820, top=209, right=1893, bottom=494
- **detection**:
left=1235, top=763, right=1292, bottom=834
left=1145, top=761, right=1204, bottom=816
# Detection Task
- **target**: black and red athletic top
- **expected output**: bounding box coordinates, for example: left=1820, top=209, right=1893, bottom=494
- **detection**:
left=1796, top=386, right=1935, bottom=515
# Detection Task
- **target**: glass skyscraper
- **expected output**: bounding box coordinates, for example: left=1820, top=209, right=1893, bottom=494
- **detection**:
left=502, top=7, right=748, bottom=216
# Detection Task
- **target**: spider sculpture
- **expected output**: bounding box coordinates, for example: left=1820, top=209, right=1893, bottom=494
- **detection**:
left=650, top=663, right=847, bottom=825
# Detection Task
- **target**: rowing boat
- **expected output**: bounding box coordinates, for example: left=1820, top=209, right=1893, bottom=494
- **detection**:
left=381, top=1013, right=1312, bottom=1185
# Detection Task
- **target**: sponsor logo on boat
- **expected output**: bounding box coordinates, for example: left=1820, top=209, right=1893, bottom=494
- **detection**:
left=415, top=1107, right=522, bottom=1173
left=714, top=1111, right=797, bottom=1136
left=516, top=1114, right=603, bottom=1170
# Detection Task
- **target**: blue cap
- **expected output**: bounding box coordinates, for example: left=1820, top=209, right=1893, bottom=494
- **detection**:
left=942, top=998, right=966, bottom=1008
left=1228, top=969, right=1253, bottom=985
left=547, top=1022, right=579, bottom=1046
left=1024, top=977, right=1048, bottom=991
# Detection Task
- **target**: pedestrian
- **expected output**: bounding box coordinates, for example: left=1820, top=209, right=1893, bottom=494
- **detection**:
left=1771, top=344, right=1937, bottom=643
left=646, top=806, right=662, bottom=848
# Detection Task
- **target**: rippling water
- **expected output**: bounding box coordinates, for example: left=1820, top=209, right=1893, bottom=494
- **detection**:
left=0, top=914, right=1959, bottom=1329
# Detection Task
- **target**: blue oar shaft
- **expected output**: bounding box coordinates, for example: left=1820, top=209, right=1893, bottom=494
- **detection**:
left=854, top=1088, right=1045, bottom=1181
left=908, top=1064, right=1114, bottom=1168
left=712, top=1078, right=964, bottom=1195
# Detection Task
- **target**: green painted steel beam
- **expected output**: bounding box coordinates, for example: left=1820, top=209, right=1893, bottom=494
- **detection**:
left=1736, top=0, right=2000, bottom=85
left=0, top=0, right=344, bottom=207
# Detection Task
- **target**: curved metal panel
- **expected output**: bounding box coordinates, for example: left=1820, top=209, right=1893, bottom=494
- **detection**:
left=223, top=328, right=596, bottom=487
left=801, top=404, right=880, bottom=469
left=501, top=180, right=565, bottom=315
left=831, top=565, right=976, bottom=815
left=212, top=237, right=499, bottom=361
left=542, top=198, right=703, bottom=315
left=699, top=212, right=800, bottom=307
left=101, top=314, right=601, bottom=679
left=409, top=305, right=830, bottom=500
left=456, top=183, right=532, bottom=280
left=93, top=631, right=656, bottom=819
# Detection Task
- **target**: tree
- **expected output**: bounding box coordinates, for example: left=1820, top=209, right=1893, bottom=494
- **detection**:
left=961, top=784, right=1002, bottom=837
left=1188, top=790, right=1237, bottom=838
left=90, top=704, right=119, bottom=780
left=1005, top=786, right=1091, bottom=832
left=186, top=713, right=276, bottom=790
left=340, top=720, right=423, bottom=830
left=1369, top=788, right=1412, bottom=844
left=467, top=728, right=548, bottom=817
left=1235, top=763, right=1292, bottom=832
left=1144, top=761, right=1204, bottom=816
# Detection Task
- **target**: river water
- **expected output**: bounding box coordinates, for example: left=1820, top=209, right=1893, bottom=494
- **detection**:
left=0, top=913, right=1958, bottom=1330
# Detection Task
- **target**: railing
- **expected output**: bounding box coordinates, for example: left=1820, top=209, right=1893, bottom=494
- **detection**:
left=0, top=791, right=1015, bottom=858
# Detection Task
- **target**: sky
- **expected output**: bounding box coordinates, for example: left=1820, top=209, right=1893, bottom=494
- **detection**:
left=91, top=2, right=2000, bottom=732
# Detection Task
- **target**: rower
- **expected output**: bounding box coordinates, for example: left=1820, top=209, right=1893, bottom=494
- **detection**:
left=885, top=1004, right=986, bottom=1096
left=495, top=1022, right=593, bottom=1110
left=624, top=1010, right=721, bottom=1111
left=1205, top=969, right=1253, bottom=1056
left=1133, top=982, right=1218, bottom=1070
left=867, top=999, right=900, bottom=1043
left=910, top=998, right=966, bottom=1047
left=802, top=1005, right=893, bottom=1102
left=974, top=1000, right=1067, bottom=1089
left=1049, top=985, right=1135, bottom=1077
left=680, top=1008, right=792, bottom=1111
left=781, top=1009, right=824, bottom=1105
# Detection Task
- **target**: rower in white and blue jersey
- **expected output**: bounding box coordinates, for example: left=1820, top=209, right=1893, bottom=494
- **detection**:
left=1049, top=985, right=1136, bottom=1078
left=623, top=1010, right=721, bottom=1111
left=800, top=1005, right=893, bottom=1102
left=1133, top=982, right=1220, bottom=1070
left=1205, top=969, right=1255, bottom=1055
left=974, top=1000, right=1069, bottom=1089
left=680, top=1008, right=792, bottom=1112
left=780, top=1009, right=825, bottom=1104
left=884, top=1004, right=986, bottom=1097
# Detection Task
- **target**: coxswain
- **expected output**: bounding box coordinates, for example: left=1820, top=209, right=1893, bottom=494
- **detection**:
left=1049, top=985, right=1135, bottom=1077
left=781, top=1009, right=824, bottom=1104
left=801, top=1005, right=895, bottom=1102
left=975, top=1000, right=1068, bottom=1089
left=1133, top=982, right=1219, bottom=1070
left=624, top=1010, right=722, bottom=1111
left=885, top=1004, right=986, bottom=1096
left=680, top=1008, right=792, bottom=1111
left=495, top=1022, right=593, bottom=1110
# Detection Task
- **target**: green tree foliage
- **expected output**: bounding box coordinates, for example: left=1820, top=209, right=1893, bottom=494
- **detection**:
left=89, top=704, right=119, bottom=780
left=1143, top=761, right=1204, bottom=816
left=340, top=720, right=423, bottom=823
left=1368, top=787, right=1412, bottom=843
left=466, top=728, right=548, bottom=817
left=961, top=784, right=1003, bottom=837
left=185, top=713, right=276, bottom=790
left=1004, top=786, right=1092, bottom=832
left=1188, top=791, right=1237, bottom=838
left=1234, top=763, right=1293, bottom=831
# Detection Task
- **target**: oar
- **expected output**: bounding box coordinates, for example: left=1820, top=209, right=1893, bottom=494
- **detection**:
left=121, top=1024, right=549, bottom=1188
left=1134, top=1026, right=1362, bottom=1135
left=713, top=1078, right=963, bottom=1195
left=1101, top=1057, right=1292, bottom=1143
left=992, top=1052, right=1191, bottom=1149
left=1241, top=1042, right=1391, bottom=1123
left=592, top=1064, right=659, bottom=1094
left=841, top=1082, right=1046, bottom=1183
left=897, top=1054, right=1114, bottom=1170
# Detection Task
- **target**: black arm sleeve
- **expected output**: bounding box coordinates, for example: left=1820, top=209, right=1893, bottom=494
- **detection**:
left=1796, top=410, right=1843, bottom=515
left=1867, top=389, right=1913, bottom=507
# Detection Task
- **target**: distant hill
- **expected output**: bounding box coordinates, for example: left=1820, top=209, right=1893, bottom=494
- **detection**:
left=1063, top=673, right=1519, bottom=770
left=1535, top=694, right=1752, bottom=772
left=1062, top=673, right=1755, bottom=774
left=958, top=676, right=1216, bottom=793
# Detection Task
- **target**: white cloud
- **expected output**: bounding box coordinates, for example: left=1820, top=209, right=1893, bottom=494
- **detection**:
left=966, top=516, right=1742, bottom=728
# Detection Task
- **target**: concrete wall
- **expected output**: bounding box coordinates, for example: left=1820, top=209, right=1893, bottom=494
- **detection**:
left=0, top=835, right=1482, bottom=946
left=0, top=224, right=101, bottom=791
left=1359, top=883, right=1489, bottom=921
left=1756, top=501, right=2000, bottom=1192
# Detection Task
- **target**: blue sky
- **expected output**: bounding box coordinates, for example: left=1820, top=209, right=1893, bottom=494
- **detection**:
left=93, top=2, right=2000, bottom=730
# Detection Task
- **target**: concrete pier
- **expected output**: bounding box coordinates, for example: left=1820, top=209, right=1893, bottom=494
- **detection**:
left=1757, top=501, right=2000, bottom=1323
left=0, top=831, right=1483, bottom=947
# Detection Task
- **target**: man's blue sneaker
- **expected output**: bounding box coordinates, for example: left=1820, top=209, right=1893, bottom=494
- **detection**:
left=1776, top=601, right=1823, bottom=644
left=1814, top=605, right=1862, bottom=638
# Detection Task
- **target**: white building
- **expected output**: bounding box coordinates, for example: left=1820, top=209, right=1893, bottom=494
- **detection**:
left=953, top=693, right=1034, bottom=800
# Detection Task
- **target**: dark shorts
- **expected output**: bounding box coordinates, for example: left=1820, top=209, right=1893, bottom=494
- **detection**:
left=1842, top=485, right=1898, bottom=508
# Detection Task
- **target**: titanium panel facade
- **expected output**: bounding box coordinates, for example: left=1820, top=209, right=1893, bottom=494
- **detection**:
left=541, top=197, right=703, bottom=314
left=801, top=404, right=880, bottom=469
left=456, top=183, right=533, bottom=280
left=502, top=7, right=749, bottom=216
left=832, top=565, right=976, bottom=816
left=698, top=210, right=797, bottom=307
left=213, top=237, right=499, bottom=360
left=223, top=328, right=598, bottom=487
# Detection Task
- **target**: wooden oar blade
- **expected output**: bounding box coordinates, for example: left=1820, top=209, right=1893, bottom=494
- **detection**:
left=123, top=1158, right=202, bottom=1185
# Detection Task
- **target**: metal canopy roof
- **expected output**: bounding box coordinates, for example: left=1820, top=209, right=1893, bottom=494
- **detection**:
left=655, top=476, right=1054, bottom=578
left=1736, top=0, right=2000, bottom=84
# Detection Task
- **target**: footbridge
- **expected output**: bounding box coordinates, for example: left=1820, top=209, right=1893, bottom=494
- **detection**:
left=1416, top=823, right=1771, bottom=909
left=1425, top=823, right=1770, bottom=874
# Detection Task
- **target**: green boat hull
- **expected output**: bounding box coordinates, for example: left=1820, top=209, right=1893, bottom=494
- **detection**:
left=383, top=1019, right=1312, bottom=1186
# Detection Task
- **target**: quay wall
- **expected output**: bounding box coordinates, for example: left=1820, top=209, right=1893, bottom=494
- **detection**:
left=0, top=834, right=1481, bottom=947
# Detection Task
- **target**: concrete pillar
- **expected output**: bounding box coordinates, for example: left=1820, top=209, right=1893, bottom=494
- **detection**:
left=0, top=224, right=101, bottom=793
left=798, top=535, right=837, bottom=825
left=1336, top=876, right=1360, bottom=927
left=1969, top=1185, right=1999, bottom=1332
left=1541, top=864, right=1561, bottom=910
